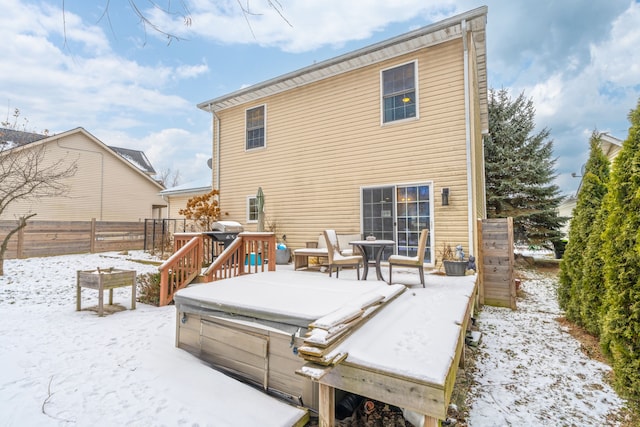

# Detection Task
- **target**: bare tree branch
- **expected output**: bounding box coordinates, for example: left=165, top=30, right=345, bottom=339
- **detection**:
left=61, top=1, right=290, bottom=46
left=0, top=142, right=77, bottom=275
left=236, top=0, right=292, bottom=40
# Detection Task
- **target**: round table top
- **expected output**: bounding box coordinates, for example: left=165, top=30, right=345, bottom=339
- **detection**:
left=349, top=239, right=396, bottom=246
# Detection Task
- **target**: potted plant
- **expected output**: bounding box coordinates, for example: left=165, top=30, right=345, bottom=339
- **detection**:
left=267, top=217, right=290, bottom=265
left=275, top=235, right=291, bottom=264
left=439, top=243, right=468, bottom=276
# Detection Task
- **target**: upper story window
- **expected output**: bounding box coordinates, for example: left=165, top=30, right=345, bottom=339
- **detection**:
left=246, top=105, right=266, bottom=150
left=382, top=62, right=417, bottom=123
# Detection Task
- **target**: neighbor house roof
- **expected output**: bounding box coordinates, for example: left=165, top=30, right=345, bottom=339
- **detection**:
left=159, top=178, right=212, bottom=196
left=3, top=127, right=164, bottom=190
left=1, top=127, right=161, bottom=185
left=0, top=128, right=48, bottom=147
left=599, top=133, right=623, bottom=160
left=108, top=146, right=156, bottom=175
left=198, top=6, right=488, bottom=131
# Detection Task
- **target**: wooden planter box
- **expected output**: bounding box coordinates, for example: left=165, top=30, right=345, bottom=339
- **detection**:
left=76, top=268, right=137, bottom=316
left=443, top=260, right=467, bottom=276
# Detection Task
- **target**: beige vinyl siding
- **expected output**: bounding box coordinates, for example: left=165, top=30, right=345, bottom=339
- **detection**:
left=214, top=39, right=472, bottom=253
left=166, top=194, right=192, bottom=219
left=165, top=193, right=205, bottom=231
left=2, top=132, right=165, bottom=222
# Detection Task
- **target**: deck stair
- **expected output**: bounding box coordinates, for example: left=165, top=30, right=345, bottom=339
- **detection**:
left=158, top=232, right=276, bottom=306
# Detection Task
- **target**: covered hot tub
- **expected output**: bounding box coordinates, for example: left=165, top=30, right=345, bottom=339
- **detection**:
left=173, top=271, right=404, bottom=411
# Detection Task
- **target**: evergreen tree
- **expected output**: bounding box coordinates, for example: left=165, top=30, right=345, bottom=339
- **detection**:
left=580, top=196, right=609, bottom=336
left=600, top=99, right=640, bottom=403
left=485, top=89, right=566, bottom=247
left=557, top=131, right=609, bottom=330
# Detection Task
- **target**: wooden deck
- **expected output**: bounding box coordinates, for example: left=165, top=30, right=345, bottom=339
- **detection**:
left=296, top=271, right=478, bottom=426
left=174, top=268, right=478, bottom=427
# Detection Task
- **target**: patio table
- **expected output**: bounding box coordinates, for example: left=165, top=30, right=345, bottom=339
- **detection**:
left=349, top=239, right=395, bottom=282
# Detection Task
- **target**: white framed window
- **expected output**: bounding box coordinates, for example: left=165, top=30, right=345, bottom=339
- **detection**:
left=381, top=61, right=418, bottom=124
left=246, top=105, right=266, bottom=150
left=247, top=196, right=258, bottom=223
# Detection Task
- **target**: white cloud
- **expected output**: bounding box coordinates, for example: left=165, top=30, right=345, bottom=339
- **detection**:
left=149, top=0, right=459, bottom=53
left=489, top=1, right=640, bottom=197
left=527, top=74, right=564, bottom=121
left=3, top=0, right=639, bottom=198
left=590, top=2, right=640, bottom=87
left=0, top=0, right=202, bottom=135
left=175, top=63, right=209, bottom=79
left=104, top=128, right=212, bottom=184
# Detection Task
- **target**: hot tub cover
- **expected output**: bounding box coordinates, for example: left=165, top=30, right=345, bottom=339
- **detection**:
left=174, top=271, right=397, bottom=329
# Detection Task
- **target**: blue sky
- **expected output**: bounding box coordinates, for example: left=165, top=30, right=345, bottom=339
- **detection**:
left=2, top=0, right=639, bottom=196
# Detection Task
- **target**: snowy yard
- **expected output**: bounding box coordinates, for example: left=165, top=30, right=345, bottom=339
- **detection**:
left=466, top=267, right=627, bottom=426
left=0, top=251, right=629, bottom=426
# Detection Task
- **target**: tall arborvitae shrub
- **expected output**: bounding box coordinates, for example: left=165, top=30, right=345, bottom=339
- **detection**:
left=600, top=99, right=640, bottom=403
left=558, top=132, right=609, bottom=327
left=580, top=199, right=609, bottom=336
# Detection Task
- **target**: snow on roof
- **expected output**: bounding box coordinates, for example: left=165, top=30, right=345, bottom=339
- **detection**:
left=0, top=127, right=47, bottom=146
left=108, top=146, right=156, bottom=174
left=160, top=178, right=213, bottom=195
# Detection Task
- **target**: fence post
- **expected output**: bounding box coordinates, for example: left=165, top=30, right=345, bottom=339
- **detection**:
left=17, top=226, right=25, bottom=259
left=90, top=218, right=96, bottom=253
left=477, top=219, right=484, bottom=305
left=143, top=219, right=148, bottom=252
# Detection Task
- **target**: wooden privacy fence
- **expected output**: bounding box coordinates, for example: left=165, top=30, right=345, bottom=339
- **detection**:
left=478, top=217, right=516, bottom=309
left=0, top=219, right=145, bottom=259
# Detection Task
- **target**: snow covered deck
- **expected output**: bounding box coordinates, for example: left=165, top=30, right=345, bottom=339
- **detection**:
left=174, top=269, right=478, bottom=427
left=303, top=273, right=478, bottom=426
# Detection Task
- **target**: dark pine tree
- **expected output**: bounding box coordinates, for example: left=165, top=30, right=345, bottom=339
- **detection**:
left=485, top=88, right=566, bottom=247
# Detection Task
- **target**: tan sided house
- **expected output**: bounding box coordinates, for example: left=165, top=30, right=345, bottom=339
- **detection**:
left=197, top=7, right=489, bottom=265
left=159, top=178, right=213, bottom=230
left=0, top=127, right=166, bottom=221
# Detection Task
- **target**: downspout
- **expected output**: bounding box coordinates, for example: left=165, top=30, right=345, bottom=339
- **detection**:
left=209, top=104, right=221, bottom=192
left=481, top=134, right=488, bottom=218
left=161, top=194, right=170, bottom=218
left=462, top=19, right=474, bottom=254
left=56, top=139, right=104, bottom=220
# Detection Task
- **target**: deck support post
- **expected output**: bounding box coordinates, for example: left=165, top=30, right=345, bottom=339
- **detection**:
left=318, top=383, right=335, bottom=427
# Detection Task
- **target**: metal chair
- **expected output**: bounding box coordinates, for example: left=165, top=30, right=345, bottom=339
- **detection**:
left=388, top=229, right=429, bottom=287
left=323, top=230, right=363, bottom=279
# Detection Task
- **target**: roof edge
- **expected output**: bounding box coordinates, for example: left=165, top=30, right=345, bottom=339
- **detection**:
left=197, top=6, right=488, bottom=111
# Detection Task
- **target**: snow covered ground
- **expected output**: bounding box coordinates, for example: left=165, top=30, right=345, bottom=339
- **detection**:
left=467, top=268, right=626, bottom=426
left=0, top=251, right=628, bottom=426
left=0, top=251, right=306, bottom=427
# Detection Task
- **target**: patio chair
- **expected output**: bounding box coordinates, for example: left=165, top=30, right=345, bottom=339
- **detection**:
left=388, top=229, right=429, bottom=287
left=323, top=230, right=363, bottom=279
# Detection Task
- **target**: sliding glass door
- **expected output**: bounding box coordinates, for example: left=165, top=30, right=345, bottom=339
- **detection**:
left=362, top=186, right=395, bottom=260
left=395, top=184, right=432, bottom=262
left=362, top=183, right=432, bottom=263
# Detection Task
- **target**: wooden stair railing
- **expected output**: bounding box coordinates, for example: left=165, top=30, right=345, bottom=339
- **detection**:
left=159, top=234, right=203, bottom=306
left=159, top=232, right=276, bottom=306
left=202, top=232, right=276, bottom=282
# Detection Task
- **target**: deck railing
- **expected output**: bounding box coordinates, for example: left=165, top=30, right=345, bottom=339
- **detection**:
left=201, top=232, right=276, bottom=282
left=159, top=232, right=276, bottom=306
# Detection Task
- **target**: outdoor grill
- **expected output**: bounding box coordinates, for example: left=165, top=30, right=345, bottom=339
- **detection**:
left=206, top=221, right=244, bottom=251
